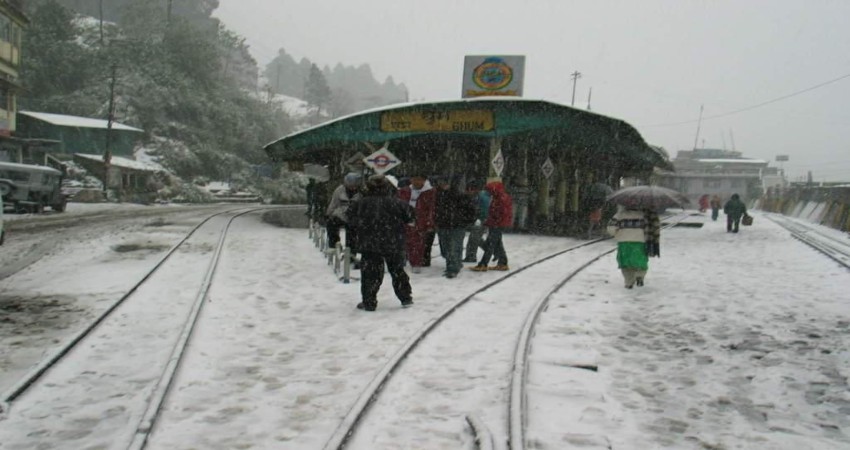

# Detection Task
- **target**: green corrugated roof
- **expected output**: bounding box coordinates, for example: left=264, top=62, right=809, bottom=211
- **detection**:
left=264, top=97, right=664, bottom=169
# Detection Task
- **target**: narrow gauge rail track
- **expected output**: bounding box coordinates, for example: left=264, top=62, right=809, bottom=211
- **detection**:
left=507, top=214, right=690, bottom=450
left=324, top=212, right=692, bottom=450
left=767, top=214, right=850, bottom=269
left=0, top=206, right=290, bottom=450
left=0, top=204, right=237, bottom=282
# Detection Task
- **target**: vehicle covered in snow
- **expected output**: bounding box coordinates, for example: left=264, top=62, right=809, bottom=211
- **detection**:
left=0, top=161, right=67, bottom=213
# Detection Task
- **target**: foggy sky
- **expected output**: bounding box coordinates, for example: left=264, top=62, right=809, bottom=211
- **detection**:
left=215, top=0, right=850, bottom=182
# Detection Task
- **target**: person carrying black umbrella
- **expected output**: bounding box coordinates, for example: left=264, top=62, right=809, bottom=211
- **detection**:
left=607, top=205, right=660, bottom=289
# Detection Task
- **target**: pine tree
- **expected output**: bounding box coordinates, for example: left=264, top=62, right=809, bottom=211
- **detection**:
left=304, top=63, right=331, bottom=118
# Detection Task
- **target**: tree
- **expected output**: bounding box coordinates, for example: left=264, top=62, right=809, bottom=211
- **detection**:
left=304, top=63, right=331, bottom=118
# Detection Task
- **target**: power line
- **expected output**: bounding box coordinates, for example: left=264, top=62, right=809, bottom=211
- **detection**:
left=641, top=71, right=850, bottom=127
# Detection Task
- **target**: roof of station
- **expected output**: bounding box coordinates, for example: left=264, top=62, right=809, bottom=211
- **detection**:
left=264, top=97, right=668, bottom=169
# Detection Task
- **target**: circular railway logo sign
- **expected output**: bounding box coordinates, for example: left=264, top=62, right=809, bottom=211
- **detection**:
left=364, top=148, right=402, bottom=174
left=472, top=57, right=513, bottom=91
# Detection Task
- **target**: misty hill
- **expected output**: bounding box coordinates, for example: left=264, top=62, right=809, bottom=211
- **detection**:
left=265, top=48, right=408, bottom=118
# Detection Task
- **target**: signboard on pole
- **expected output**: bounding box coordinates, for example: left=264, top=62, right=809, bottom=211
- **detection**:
left=491, top=148, right=505, bottom=177
left=775, top=155, right=789, bottom=162
left=462, top=55, right=525, bottom=98
left=364, top=147, right=402, bottom=174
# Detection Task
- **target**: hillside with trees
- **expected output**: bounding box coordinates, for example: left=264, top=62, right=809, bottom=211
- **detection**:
left=19, top=0, right=408, bottom=202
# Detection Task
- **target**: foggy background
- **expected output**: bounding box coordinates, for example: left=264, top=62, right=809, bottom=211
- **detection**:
left=215, top=0, right=850, bottom=182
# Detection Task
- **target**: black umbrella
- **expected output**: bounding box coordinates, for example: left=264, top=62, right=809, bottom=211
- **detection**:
left=606, top=185, right=689, bottom=210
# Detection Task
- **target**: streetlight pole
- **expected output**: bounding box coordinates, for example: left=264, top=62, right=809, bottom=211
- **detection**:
left=570, top=70, right=582, bottom=106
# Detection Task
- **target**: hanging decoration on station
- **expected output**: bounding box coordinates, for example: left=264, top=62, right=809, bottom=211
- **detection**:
left=345, top=152, right=367, bottom=172
left=491, top=148, right=505, bottom=177
left=541, top=157, right=555, bottom=179
left=364, top=146, right=402, bottom=175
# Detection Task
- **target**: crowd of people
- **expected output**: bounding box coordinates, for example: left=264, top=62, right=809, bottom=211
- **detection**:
left=310, top=174, right=752, bottom=308
left=311, top=172, right=514, bottom=311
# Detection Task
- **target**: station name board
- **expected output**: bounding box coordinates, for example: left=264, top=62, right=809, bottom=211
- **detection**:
left=380, top=110, right=494, bottom=132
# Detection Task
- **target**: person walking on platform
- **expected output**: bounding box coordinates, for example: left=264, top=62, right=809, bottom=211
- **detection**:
left=710, top=194, right=722, bottom=221
left=607, top=206, right=661, bottom=288
left=326, top=173, right=362, bottom=256
left=464, top=179, right=491, bottom=263
left=724, top=193, right=747, bottom=233
left=471, top=180, right=513, bottom=272
left=698, top=194, right=710, bottom=213
left=435, top=175, right=477, bottom=278
left=346, top=175, right=415, bottom=311
left=398, top=174, right=436, bottom=273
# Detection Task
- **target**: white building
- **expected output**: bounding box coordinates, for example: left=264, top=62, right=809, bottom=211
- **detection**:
left=655, top=148, right=786, bottom=204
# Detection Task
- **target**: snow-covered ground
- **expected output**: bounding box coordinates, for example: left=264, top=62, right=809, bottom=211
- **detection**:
left=0, top=206, right=848, bottom=449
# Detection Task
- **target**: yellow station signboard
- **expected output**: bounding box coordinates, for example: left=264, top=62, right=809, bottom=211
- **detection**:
left=380, top=110, right=495, bottom=133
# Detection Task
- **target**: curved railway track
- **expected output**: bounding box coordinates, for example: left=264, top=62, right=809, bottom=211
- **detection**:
left=766, top=214, right=850, bottom=269
left=325, top=212, right=693, bottom=450
left=0, top=204, right=237, bottom=282
left=0, top=206, right=289, bottom=450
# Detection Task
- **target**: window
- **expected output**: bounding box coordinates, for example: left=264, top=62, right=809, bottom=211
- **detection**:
left=0, top=89, right=8, bottom=112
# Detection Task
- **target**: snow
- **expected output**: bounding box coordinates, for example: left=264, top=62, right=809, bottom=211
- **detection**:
left=76, top=153, right=166, bottom=172
left=0, top=206, right=848, bottom=449
left=696, top=158, right=768, bottom=164
left=18, top=111, right=144, bottom=133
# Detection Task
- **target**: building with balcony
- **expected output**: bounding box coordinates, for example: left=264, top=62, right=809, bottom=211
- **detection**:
left=0, top=0, right=26, bottom=137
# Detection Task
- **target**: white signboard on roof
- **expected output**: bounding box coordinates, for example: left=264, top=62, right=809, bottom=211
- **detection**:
left=491, top=148, right=505, bottom=177
left=364, top=147, right=401, bottom=174
left=462, top=55, right=526, bottom=98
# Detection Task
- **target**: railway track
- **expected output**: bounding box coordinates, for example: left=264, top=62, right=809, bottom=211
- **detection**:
left=325, top=212, right=692, bottom=449
left=0, top=206, right=288, bottom=449
left=767, top=214, right=850, bottom=269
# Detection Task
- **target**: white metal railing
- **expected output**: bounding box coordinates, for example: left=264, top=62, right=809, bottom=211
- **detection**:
left=309, top=219, right=351, bottom=283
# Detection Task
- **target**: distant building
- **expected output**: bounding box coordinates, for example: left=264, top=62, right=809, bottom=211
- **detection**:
left=0, top=0, right=26, bottom=137
left=0, top=1, right=29, bottom=163
left=655, top=148, right=786, bottom=204
left=16, top=111, right=144, bottom=159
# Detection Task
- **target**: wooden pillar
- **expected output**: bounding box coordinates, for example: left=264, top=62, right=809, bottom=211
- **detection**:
left=555, top=162, right=568, bottom=216
left=536, top=177, right=550, bottom=219
left=571, top=167, right=581, bottom=212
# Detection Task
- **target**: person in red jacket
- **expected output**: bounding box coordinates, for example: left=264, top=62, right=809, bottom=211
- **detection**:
left=471, top=180, right=513, bottom=271
left=398, top=174, right=436, bottom=273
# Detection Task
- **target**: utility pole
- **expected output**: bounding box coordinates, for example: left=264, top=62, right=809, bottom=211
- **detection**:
left=99, top=0, right=104, bottom=45
left=586, top=87, right=592, bottom=111
left=570, top=71, right=582, bottom=106
left=104, top=64, right=117, bottom=193
left=166, top=0, right=173, bottom=28
left=693, top=104, right=704, bottom=150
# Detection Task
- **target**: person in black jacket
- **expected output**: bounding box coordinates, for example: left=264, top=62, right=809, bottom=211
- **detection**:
left=347, top=175, right=416, bottom=311
left=435, top=175, right=477, bottom=278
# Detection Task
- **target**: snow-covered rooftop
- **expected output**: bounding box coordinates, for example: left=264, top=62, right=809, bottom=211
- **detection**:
left=696, top=158, right=768, bottom=164
left=19, top=111, right=144, bottom=133
left=75, top=153, right=165, bottom=172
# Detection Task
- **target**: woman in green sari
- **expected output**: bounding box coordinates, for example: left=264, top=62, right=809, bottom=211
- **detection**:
left=607, top=206, right=660, bottom=288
